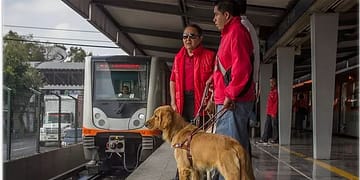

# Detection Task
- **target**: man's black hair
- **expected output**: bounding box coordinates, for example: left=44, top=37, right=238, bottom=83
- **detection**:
left=238, top=0, right=247, bottom=15
left=186, top=24, right=203, bottom=36
left=215, top=0, right=241, bottom=16
left=270, top=77, right=277, bottom=84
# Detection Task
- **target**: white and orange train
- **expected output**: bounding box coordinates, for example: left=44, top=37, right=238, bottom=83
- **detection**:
left=82, top=56, right=170, bottom=172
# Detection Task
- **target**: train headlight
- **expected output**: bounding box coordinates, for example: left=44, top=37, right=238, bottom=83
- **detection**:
left=98, top=119, right=106, bottom=126
left=94, top=113, right=101, bottom=119
left=93, top=107, right=110, bottom=129
left=138, top=113, right=145, bottom=120
left=128, top=108, right=146, bottom=130
left=133, top=119, right=140, bottom=126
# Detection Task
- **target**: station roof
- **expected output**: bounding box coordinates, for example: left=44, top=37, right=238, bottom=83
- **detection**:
left=36, top=62, right=84, bottom=70
left=62, top=0, right=358, bottom=80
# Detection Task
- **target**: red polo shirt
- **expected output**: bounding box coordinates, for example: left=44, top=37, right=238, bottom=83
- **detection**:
left=171, top=54, right=194, bottom=91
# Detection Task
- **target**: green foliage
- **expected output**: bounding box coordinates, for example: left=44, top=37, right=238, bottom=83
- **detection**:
left=68, top=46, right=92, bottom=62
left=3, top=31, right=46, bottom=135
left=3, top=31, right=45, bottom=93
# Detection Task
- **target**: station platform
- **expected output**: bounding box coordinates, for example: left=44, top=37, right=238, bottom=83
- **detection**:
left=127, top=132, right=359, bottom=179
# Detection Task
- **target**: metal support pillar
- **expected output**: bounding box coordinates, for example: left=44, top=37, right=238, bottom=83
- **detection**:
left=4, top=86, right=12, bottom=160
left=68, top=95, right=78, bottom=143
left=277, top=47, right=295, bottom=145
left=259, top=64, right=273, bottom=136
left=311, top=13, right=339, bottom=159
left=51, top=93, right=62, bottom=148
left=29, top=88, right=42, bottom=153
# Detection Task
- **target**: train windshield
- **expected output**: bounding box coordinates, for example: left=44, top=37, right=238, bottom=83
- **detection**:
left=93, top=62, right=148, bottom=101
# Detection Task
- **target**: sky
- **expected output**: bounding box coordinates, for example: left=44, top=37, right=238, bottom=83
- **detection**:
left=2, top=0, right=128, bottom=56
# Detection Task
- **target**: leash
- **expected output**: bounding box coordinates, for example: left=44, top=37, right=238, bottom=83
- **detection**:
left=196, top=107, right=227, bottom=133
left=173, top=107, right=228, bottom=167
left=173, top=107, right=227, bottom=149
left=192, top=83, right=211, bottom=127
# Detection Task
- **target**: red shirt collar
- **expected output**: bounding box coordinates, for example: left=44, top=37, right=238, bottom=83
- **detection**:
left=221, top=16, right=241, bottom=36
left=182, top=44, right=204, bottom=56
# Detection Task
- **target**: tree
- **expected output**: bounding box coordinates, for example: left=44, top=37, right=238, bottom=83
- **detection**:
left=4, top=31, right=46, bottom=62
left=4, top=31, right=45, bottom=88
left=3, top=31, right=45, bottom=136
left=67, top=46, right=92, bottom=62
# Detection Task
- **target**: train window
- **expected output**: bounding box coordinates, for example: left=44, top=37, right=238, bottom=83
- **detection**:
left=94, top=62, right=148, bottom=101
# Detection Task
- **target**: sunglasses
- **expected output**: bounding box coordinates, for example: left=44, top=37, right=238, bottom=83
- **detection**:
left=182, top=33, right=200, bottom=39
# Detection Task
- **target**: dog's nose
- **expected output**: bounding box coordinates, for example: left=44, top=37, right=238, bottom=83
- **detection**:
left=144, top=120, right=149, bottom=127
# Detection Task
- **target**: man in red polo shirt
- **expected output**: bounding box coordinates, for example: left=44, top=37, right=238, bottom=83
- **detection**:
left=211, top=1, right=255, bottom=179
left=212, top=0, right=255, bottom=152
left=170, top=24, right=215, bottom=123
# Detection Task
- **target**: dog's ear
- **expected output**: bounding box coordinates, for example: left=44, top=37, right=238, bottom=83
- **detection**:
left=162, top=105, right=173, bottom=112
left=160, top=108, right=173, bottom=129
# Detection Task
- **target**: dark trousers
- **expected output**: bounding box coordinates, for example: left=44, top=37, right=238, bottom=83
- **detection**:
left=272, top=115, right=278, bottom=141
left=182, top=91, right=194, bottom=122
left=295, top=108, right=307, bottom=130
left=262, top=114, right=278, bottom=141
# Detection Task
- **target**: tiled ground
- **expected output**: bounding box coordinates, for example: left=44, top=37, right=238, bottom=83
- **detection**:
left=128, top=131, right=358, bottom=180
left=252, top=132, right=358, bottom=179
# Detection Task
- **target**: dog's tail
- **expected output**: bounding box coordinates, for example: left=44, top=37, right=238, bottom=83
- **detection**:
left=234, top=144, right=255, bottom=180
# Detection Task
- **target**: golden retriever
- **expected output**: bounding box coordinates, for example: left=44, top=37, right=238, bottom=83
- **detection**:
left=145, top=105, right=255, bottom=180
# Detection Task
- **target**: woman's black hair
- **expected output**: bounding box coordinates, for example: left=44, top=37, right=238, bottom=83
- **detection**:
left=185, top=24, right=203, bottom=36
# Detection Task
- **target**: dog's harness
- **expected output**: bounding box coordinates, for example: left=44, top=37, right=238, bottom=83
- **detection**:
left=172, top=128, right=197, bottom=166
left=172, top=108, right=227, bottom=167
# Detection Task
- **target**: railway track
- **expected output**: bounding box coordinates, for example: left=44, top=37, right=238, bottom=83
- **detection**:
left=49, top=163, right=130, bottom=180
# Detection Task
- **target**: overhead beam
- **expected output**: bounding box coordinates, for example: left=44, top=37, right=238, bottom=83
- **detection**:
left=95, top=5, right=146, bottom=55
left=117, top=25, right=220, bottom=46
left=264, top=0, right=358, bottom=63
left=266, top=0, right=315, bottom=51
left=246, top=4, right=286, bottom=17
left=137, top=44, right=179, bottom=54
left=92, top=0, right=182, bottom=16
left=120, top=26, right=180, bottom=39
left=62, top=0, right=145, bottom=56
left=179, top=0, right=189, bottom=27
left=121, top=25, right=219, bottom=38
left=187, top=0, right=286, bottom=16
left=302, top=46, right=358, bottom=54
left=93, top=0, right=285, bottom=22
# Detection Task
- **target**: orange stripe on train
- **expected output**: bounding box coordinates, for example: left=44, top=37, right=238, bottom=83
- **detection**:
left=82, top=127, right=162, bottom=137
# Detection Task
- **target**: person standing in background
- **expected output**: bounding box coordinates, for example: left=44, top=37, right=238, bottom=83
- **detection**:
left=294, top=93, right=308, bottom=136
left=257, top=77, right=279, bottom=144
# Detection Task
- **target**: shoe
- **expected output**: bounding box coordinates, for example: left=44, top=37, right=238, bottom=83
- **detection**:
left=269, top=139, right=278, bottom=144
left=256, top=139, right=267, bottom=144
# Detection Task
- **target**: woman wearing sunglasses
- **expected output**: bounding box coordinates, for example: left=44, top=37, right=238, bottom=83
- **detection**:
left=170, top=24, right=215, bottom=124
left=169, top=23, right=215, bottom=180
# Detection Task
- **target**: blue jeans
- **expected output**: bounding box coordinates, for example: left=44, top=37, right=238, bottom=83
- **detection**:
left=215, top=102, right=253, bottom=152
left=214, top=102, right=253, bottom=180
left=261, top=114, right=276, bottom=141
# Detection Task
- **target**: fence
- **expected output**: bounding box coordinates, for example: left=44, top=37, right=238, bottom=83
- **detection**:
left=3, top=87, right=83, bottom=161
